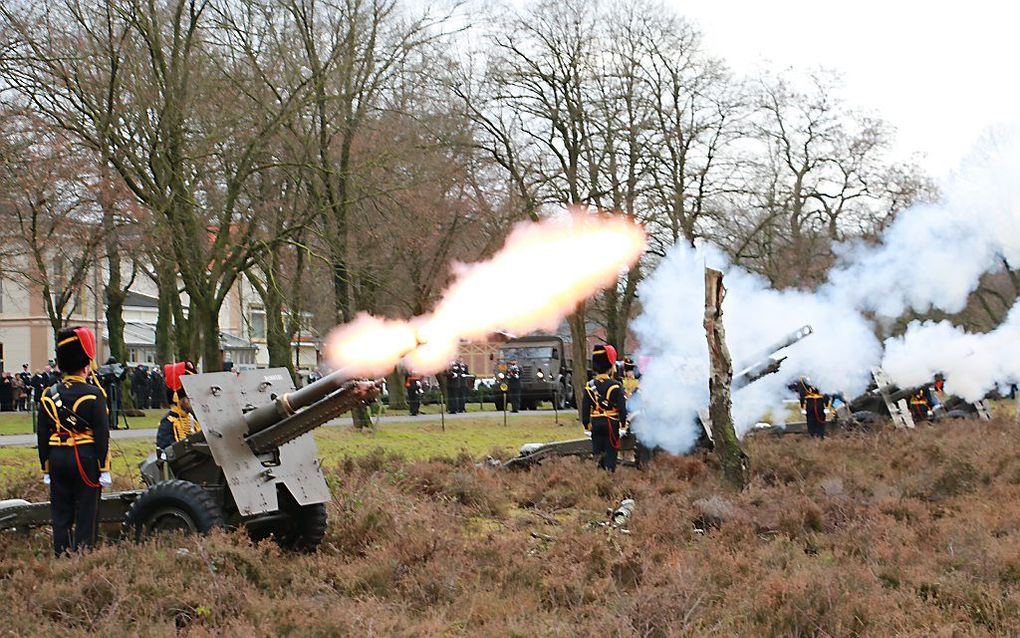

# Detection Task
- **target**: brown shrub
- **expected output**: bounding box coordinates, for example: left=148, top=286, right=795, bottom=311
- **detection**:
left=2, top=418, right=1020, bottom=636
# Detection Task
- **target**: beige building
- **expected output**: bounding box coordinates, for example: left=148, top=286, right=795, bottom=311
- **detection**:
left=0, top=260, right=322, bottom=374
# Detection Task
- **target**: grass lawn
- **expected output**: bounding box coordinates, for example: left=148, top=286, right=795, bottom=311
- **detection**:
left=0, top=402, right=566, bottom=434
left=0, top=414, right=580, bottom=492
left=0, top=410, right=169, bottom=436
left=314, top=413, right=578, bottom=462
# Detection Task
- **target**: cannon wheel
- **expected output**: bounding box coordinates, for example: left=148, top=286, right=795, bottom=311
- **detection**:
left=122, top=480, right=224, bottom=541
left=273, top=502, right=328, bottom=553
left=248, top=492, right=328, bottom=553
left=850, top=410, right=885, bottom=432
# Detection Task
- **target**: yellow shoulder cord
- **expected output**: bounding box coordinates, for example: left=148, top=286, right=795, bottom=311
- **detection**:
left=41, top=393, right=61, bottom=425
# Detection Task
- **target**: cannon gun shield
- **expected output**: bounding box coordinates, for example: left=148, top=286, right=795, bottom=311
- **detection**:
left=180, top=368, right=332, bottom=517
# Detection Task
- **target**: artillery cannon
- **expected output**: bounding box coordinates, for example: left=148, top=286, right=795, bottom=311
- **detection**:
left=766, top=367, right=994, bottom=436
left=839, top=369, right=992, bottom=429
left=0, top=367, right=380, bottom=551
left=504, top=325, right=814, bottom=469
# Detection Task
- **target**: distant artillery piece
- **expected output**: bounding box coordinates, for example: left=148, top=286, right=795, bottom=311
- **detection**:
left=0, top=367, right=381, bottom=551
left=769, top=368, right=993, bottom=436
left=504, top=325, right=814, bottom=469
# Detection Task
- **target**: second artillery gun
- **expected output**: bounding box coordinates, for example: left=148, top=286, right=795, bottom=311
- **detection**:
left=0, top=367, right=380, bottom=551
left=503, top=325, right=814, bottom=469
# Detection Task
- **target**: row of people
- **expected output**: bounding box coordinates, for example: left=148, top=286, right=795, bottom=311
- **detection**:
left=404, top=360, right=474, bottom=415
left=0, top=365, right=61, bottom=411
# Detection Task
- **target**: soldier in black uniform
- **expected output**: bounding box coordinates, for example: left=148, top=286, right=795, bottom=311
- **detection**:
left=30, top=370, right=47, bottom=406
left=156, top=361, right=201, bottom=449
left=798, top=380, right=831, bottom=439
left=149, top=368, right=166, bottom=410
left=132, top=365, right=150, bottom=410
left=581, top=344, right=627, bottom=472
left=17, top=364, right=32, bottom=411
left=405, top=370, right=424, bottom=416
left=507, top=359, right=522, bottom=413
left=37, top=327, right=110, bottom=555
left=447, top=358, right=469, bottom=413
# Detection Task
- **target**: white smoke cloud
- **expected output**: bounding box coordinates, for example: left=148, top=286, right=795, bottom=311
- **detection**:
left=633, top=243, right=880, bottom=453
left=877, top=128, right=1020, bottom=395
left=882, top=304, right=1020, bottom=402
left=826, top=126, right=1020, bottom=318
left=634, top=127, right=1020, bottom=453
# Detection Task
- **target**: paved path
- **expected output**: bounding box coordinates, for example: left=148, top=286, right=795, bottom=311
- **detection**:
left=0, top=409, right=577, bottom=448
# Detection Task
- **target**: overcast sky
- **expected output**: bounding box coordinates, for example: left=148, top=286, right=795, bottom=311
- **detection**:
left=672, top=0, right=1019, bottom=178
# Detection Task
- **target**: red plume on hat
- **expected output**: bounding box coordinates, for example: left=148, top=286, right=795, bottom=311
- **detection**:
left=164, top=361, right=196, bottom=394
left=73, top=327, right=97, bottom=361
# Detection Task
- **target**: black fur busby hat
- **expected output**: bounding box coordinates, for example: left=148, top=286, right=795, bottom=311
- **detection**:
left=55, top=327, right=97, bottom=374
left=592, top=344, right=617, bottom=374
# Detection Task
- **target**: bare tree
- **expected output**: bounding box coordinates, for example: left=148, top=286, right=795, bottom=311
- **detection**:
left=720, top=71, right=928, bottom=287
left=1, top=0, right=313, bottom=369
left=0, top=115, right=107, bottom=335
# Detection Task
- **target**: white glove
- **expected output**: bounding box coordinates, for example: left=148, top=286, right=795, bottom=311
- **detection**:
left=99, top=472, right=112, bottom=487
left=43, top=474, right=51, bottom=485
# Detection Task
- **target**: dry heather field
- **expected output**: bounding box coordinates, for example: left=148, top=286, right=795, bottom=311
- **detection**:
left=2, top=418, right=1020, bottom=637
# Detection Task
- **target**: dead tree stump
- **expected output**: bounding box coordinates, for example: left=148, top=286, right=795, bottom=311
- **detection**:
left=704, top=268, right=749, bottom=489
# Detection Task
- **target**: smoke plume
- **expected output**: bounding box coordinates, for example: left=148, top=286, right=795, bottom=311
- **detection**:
left=635, top=128, right=1020, bottom=453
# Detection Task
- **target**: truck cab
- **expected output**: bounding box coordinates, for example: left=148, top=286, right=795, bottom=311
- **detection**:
left=493, top=335, right=574, bottom=410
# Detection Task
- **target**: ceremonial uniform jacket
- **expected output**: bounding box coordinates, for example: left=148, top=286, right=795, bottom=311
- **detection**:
left=37, top=375, right=111, bottom=473
left=156, top=403, right=202, bottom=449
left=581, top=374, right=627, bottom=430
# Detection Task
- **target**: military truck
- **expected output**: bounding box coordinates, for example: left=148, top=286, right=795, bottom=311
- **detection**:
left=492, top=335, right=575, bottom=410
left=0, top=367, right=380, bottom=551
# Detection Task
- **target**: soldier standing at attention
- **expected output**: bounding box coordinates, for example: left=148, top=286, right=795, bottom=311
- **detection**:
left=581, top=344, right=627, bottom=472
left=447, top=358, right=470, bottom=413
left=17, top=364, right=32, bottom=411
left=507, top=359, right=522, bottom=413
left=156, top=361, right=201, bottom=449
left=802, top=383, right=832, bottom=439
left=405, top=370, right=424, bottom=416
left=37, top=327, right=111, bottom=555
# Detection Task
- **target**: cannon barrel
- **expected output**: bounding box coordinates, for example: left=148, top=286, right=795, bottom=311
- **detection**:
left=733, top=324, right=813, bottom=390
left=244, top=380, right=381, bottom=454
left=888, top=383, right=931, bottom=404
left=242, top=365, right=358, bottom=434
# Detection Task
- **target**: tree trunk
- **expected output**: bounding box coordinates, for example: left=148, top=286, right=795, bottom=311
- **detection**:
left=387, top=369, right=408, bottom=410
left=265, top=294, right=295, bottom=380
left=567, top=305, right=588, bottom=421
left=261, top=252, right=297, bottom=383
left=351, top=404, right=372, bottom=429
left=180, top=299, right=201, bottom=363
left=103, top=205, right=128, bottom=364
left=154, top=268, right=175, bottom=366
left=704, top=268, right=748, bottom=489
left=199, top=302, right=223, bottom=373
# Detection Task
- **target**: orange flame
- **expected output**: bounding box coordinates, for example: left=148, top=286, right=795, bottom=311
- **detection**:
left=323, top=315, right=420, bottom=378
left=326, top=210, right=646, bottom=375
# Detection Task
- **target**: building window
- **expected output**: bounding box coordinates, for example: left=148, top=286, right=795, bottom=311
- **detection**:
left=249, top=307, right=266, bottom=340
